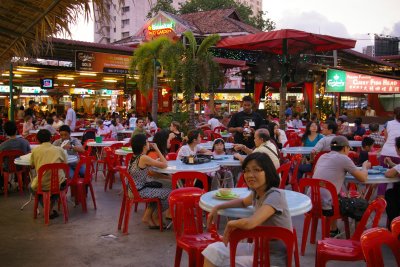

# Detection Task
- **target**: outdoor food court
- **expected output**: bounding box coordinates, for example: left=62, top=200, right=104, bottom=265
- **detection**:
left=0, top=1, right=399, bottom=267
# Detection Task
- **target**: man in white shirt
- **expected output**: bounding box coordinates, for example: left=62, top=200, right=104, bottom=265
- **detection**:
left=365, top=105, right=376, bottom=117
left=52, top=115, right=64, bottom=130
left=291, top=113, right=303, bottom=129
left=129, top=113, right=137, bottom=130
left=206, top=114, right=221, bottom=131
left=65, top=102, right=76, bottom=131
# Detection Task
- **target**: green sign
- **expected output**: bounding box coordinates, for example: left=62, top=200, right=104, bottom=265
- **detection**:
left=326, top=69, right=346, bottom=92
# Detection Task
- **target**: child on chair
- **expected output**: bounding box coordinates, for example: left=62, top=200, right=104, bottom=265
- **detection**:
left=210, top=139, right=234, bottom=190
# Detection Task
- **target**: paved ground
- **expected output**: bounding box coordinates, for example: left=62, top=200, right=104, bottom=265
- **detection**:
left=0, top=174, right=396, bottom=267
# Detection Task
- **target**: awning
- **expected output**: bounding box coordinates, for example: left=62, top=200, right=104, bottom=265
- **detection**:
left=213, top=57, right=247, bottom=68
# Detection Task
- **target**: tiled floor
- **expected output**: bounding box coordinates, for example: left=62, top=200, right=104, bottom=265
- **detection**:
left=0, top=175, right=396, bottom=267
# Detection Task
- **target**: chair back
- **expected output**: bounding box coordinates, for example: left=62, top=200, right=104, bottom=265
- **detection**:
left=168, top=187, right=205, bottom=237
left=202, top=130, right=214, bottom=141
left=51, top=133, right=61, bottom=143
left=70, top=155, right=95, bottom=184
left=352, top=198, right=387, bottom=240
left=229, top=226, right=294, bottom=267
left=169, top=139, right=182, bottom=153
left=166, top=152, right=177, bottom=161
left=104, top=147, right=119, bottom=169
left=124, top=153, right=133, bottom=167
left=277, top=162, right=291, bottom=189
left=287, top=132, right=302, bottom=147
left=0, top=150, right=24, bottom=174
left=347, top=151, right=359, bottom=164
left=391, top=216, right=400, bottom=238
left=368, top=152, right=379, bottom=166
left=172, top=171, right=209, bottom=191
left=299, top=178, right=340, bottom=219
left=310, top=151, right=328, bottom=176
left=289, top=154, right=302, bottom=191
left=25, top=134, right=38, bottom=143
left=354, top=135, right=363, bottom=141
left=82, top=129, right=96, bottom=143
left=360, top=228, right=400, bottom=267
left=110, top=142, right=123, bottom=150
left=118, top=166, right=141, bottom=200
left=213, top=126, right=227, bottom=133
left=236, top=173, right=247, bottom=188
left=37, top=163, right=69, bottom=194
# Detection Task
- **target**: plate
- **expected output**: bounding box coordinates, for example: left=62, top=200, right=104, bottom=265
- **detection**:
left=121, top=147, right=132, bottom=151
left=368, top=169, right=381, bottom=174
left=214, top=192, right=239, bottom=200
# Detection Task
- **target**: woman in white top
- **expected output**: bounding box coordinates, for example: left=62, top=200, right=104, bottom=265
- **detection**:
left=109, top=118, right=125, bottom=139
left=378, top=107, right=400, bottom=195
left=146, top=114, right=158, bottom=134
left=177, top=129, right=212, bottom=160
left=22, top=115, right=35, bottom=137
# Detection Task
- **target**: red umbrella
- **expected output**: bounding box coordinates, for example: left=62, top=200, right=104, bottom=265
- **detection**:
left=217, top=29, right=356, bottom=127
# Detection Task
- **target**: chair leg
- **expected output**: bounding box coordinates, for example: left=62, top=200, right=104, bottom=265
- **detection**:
left=293, top=228, right=300, bottom=267
left=174, top=246, right=183, bottom=267
left=3, top=173, right=9, bottom=197
left=301, top=214, right=312, bottom=256
left=315, top=243, right=328, bottom=267
left=33, top=194, right=39, bottom=219
left=78, top=185, right=87, bottom=212
left=157, top=201, right=163, bottom=232
left=134, top=203, right=138, bottom=212
left=310, top=217, right=318, bottom=244
left=188, top=250, right=196, bottom=267
left=60, top=191, right=69, bottom=223
left=122, top=201, right=133, bottom=234
left=16, top=172, right=24, bottom=194
left=43, top=193, right=50, bottom=225
left=89, top=183, right=97, bottom=210
left=118, top=198, right=126, bottom=230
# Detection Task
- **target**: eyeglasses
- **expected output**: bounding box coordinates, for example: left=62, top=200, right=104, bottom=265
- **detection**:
left=243, top=168, right=264, bottom=175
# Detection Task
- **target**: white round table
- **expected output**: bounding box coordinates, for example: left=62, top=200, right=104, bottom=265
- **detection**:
left=30, top=144, right=39, bottom=150
left=220, top=133, right=232, bottom=138
left=281, top=146, right=314, bottom=155
left=87, top=141, right=127, bottom=147
left=349, top=141, right=362, bottom=148
left=71, top=132, right=83, bottom=137
left=345, top=172, right=400, bottom=184
left=199, top=188, right=312, bottom=217
left=14, top=155, right=79, bottom=166
left=115, top=148, right=133, bottom=156
left=150, top=160, right=221, bottom=174
left=212, top=155, right=242, bottom=167
left=118, top=129, right=133, bottom=134
left=29, top=130, right=39, bottom=134
left=199, top=142, right=234, bottom=150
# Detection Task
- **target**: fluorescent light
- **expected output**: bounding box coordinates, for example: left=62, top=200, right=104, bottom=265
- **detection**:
left=103, top=79, right=117, bottom=83
left=2, top=73, right=22, bottom=77
left=63, top=95, right=71, bottom=97
left=57, top=76, right=74, bottom=80
left=16, top=68, right=38, bottom=72
left=79, top=72, right=97, bottom=76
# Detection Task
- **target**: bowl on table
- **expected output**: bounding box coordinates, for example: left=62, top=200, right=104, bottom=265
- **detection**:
left=218, top=188, right=232, bottom=196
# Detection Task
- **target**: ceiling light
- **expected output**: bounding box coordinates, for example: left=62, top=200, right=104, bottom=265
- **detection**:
left=16, top=68, right=38, bottom=72
left=57, top=76, right=74, bottom=80
left=79, top=72, right=97, bottom=76
left=103, top=79, right=117, bottom=83
left=2, top=73, right=22, bottom=77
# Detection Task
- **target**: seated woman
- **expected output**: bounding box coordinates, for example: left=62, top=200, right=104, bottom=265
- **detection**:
left=301, top=121, right=324, bottom=147
left=22, top=115, right=35, bottom=137
left=177, top=130, right=212, bottom=160
left=202, top=152, right=293, bottom=267
left=147, top=129, right=172, bottom=187
left=268, top=122, right=287, bottom=149
left=128, top=134, right=171, bottom=229
left=167, top=121, right=183, bottom=151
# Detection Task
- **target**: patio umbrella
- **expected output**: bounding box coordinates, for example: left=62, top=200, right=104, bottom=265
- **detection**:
left=217, top=29, right=356, bottom=127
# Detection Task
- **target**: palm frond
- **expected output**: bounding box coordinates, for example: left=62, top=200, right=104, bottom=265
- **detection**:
left=183, top=31, right=197, bottom=59
left=196, top=34, right=220, bottom=56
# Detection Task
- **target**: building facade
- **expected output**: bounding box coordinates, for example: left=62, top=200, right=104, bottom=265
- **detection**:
left=94, top=0, right=262, bottom=44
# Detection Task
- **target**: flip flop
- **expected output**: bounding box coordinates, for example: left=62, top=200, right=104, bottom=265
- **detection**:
left=49, top=210, right=59, bottom=220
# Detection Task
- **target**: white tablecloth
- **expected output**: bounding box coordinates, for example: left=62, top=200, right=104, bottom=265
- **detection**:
left=115, top=148, right=133, bottom=156
left=281, top=146, right=314, bottom=155
left=71, top=132, right=83, bottom=137
left=212, top=155, right=242, bottom=167
left=199, top=142, right=234, bottom=150
left=150, top=160, right=221, bottom=174
left=118, top=130, right=133, bottom=134
left=349, top=141, right=362, bottom=148
left=87, top=141, right=127, bottom=147
left=14, top=155, right=78, bottom=166
left=345, top=172, right=400, bottom=184
left=199, top=188, right=312, bottom=217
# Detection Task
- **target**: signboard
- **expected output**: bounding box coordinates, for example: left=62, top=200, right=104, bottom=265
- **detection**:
left=326, top=69, right=400, bottom=94
left=70, top=88, right=95, bottom=95
left=75, top=51, right=132, bottom=74
left=21, top=87, right=47, bottom=94
left=101, top=89, right=123, bottom=96
left=0, top=86, right=10, bottom=93
left=137, top=13, right=185, bottom=41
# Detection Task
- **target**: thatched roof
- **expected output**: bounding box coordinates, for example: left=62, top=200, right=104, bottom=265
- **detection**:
left=0, top=0, right=117, bottom=66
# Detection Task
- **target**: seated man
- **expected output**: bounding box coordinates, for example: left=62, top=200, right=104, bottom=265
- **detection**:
left=131, top=118, right=147, bottom=137
left=312, top=136, right=369, bottom=237
left=384, top=136, right=400, bottom=228
left=39, top=117, right=57, bottom=135
left=30, top=129, right=68, bottom=219
left=368, top=122, right=384, bottom=147
left=53, top=125, right=85, bottom=178
left=358, top=137, right=374, bottom=166
left=233, top=128, right=280, bottom=169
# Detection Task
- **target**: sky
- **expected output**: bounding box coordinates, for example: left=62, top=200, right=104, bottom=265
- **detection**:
left=69, top=0, right=400, bottom=52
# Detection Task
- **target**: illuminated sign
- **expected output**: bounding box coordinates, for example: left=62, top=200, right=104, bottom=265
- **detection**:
left=148, top=21, right=175, bottom=37
left=326, top=69, right=400, bottom=94
left=21, top=87, right=47, bottom=94
left=0, top=86, right=10, bottom=93
left=101, top=89, right=123, bottom=96
left=70, top=88, right=95, bottom=95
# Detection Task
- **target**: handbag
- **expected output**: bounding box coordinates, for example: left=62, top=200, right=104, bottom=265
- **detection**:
left=144, top=181, right=163, bottom=188
left=338, top=196, right=368, bottom=221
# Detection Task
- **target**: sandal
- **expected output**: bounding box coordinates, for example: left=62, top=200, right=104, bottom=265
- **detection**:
left=49, top=210, right=59, bottom=220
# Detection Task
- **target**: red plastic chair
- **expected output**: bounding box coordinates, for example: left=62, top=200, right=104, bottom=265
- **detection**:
left=391, top=216, right=400, bottom=237
left=166, top=152, right=177, bottom=161
left=0, top=150, right=25, bottom=197
left=169, top=187, right=221, bottom=267
left=68, top=156, right=97, bottom=212
left=284, top=132, right=302, bottom=147
left=229, top=226, right=295, bottom=267
left=289, top=154, right=302, bottom=192
left=202, top=130, right=214, bottom=142
left=213, top=126, right=227, bottom=133
left=368, top=152, right=379, bottom=166
left=33, top=163, right=69, bottom=225
left=360, top=228, right=400, bottom=267
left=169, top=139, right=182, bottom=153
left=51, top=133, right=61, bottom=143
left=172, top=171, right=209, bottom=191
left=104, top=147, right=120, bottom=191
left=25, top=133, right=38, bottom=144
left=315, top=198, right=387, bottom=267
left=304, top=151, right=328, bottom=178
left=299, top=178, right=341, bottom=256
left=117, top=166, right=163, bottom=233
left=354, top=135, right=363, bottom=141
left=236, top=173, right=247, bottom=188
left=277, top=162, right=291, bottom=189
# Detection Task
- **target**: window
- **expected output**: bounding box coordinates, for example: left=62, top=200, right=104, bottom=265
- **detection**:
left=113, top=28, right=116, bottom=33
left=122, top=6, right=130, bottom=13
left=122, top=32, right=130, bottom=38
left=122, top=19, right=130, bottom=28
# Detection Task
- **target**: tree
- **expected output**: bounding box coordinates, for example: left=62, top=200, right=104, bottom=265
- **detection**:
left=178, top=0, right=275, bottom=31
left=130, top=37, right=172, bottom=122
left=159, top=31, right=223, bottom=129
left=147, top=0, right=177, bottom=19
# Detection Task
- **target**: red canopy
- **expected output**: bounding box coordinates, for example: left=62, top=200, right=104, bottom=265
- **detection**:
left=217, top=29, right=356, bottom=54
